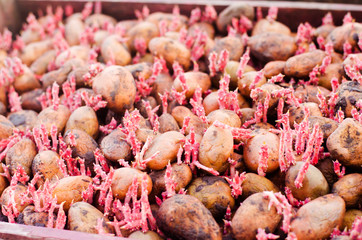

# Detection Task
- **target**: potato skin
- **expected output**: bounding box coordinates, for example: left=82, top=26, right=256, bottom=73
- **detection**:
left=158, top=113, right=180, bottom=133
left=173, top=71, right=211, bottom=99
left=241, top=173, right=279, bottom=199
left=207, top=109, right=241, bottom=128
left=264, top=61, right=286, bottom=79
left=101, top=35, right=131, bottom=66
left=156, top=194, right=222, bottom=240
left=216, top=3, right=254, bottom=33
left=92, top=65, right=136, bottom=113
left=68, top=202, right=113, bottom=234
left=100, top=128, right=131, bottom=162
left=17, top=205, right=54, bottom=227
left=65, top=106, right=99, bottom=139
left=332, top=173, right=362, bottom=208
left=52, top=175, right=93, bottom=211
left=252, top=19, right=291, bottom=36
left=284, top=50, right=326, bottom=78
left=231, top=192, right=282, bottom=240
left=290, top=194, right=345, bottom=240
left=238, top=71, right=267, bottom=98
left=308, top=116, right=338, bottom=139
left=210, top=36, right=244, bottom=61
left=21, top=89, right=43, bottom=112
left=1, top=184, right=30, bottom=213
left=0, top=115, right=14, bottom=141
left=334, top=81, right=362, bottom=118
left=32, top=150, right=64, bottom=187
left=199, top=125, right=233, bottom=173
left=35, top=105, right=71, bottom=134
left=128, top=231, right=164, bottom=240
left=7, top=110, right=38, bottom=132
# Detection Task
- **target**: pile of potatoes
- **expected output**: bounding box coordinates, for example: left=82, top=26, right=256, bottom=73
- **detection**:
left=0, top=2, right=361, bottom=240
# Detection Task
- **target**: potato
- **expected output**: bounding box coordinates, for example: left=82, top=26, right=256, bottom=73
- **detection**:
left=144, top=131, right=185, bottom=170
left=13, top=66, right=41, bottom=94
left=124, top=62, right=153, bottom=81
left=52, top=175, right=93, bottom=211
left=308, top=116, right=338, bottom=139
left=294, top=85, right=331, bottom=105
left=30, top=50, right=56, bottom=76
left=188, top=176, right=234, bottom=218
left=93, top=30, right=110, bottom=47
left=148, top=37, right=191, bottom=70
left=253, top=83, right=283, bottom=117
left=100, top=128, right=131, bottom=162
left=158, top=113, right=180, bottom=133
left=243, top=131, right=279, bottom=174
left=0, top=164, right=8, bottom=197
left=0, top=184, right=29, bottom=213
left=5, top=138, right=37, bottom=176
left=252, top=19, right=291, bottom=36
left=332, top=173, right=362, bottom=208
left=199, top=125, right=233, bottom=173
left=68, top=202, right=113, bottom=234
left=231, top=192, right=282, bottom=240
left=173, top=71, right=211, bottom=99
left=111, top=167, right=152, bottom=200
left=315, top=158, right=339, bottom=188
left=342, top=209, right=362, bottom=230
left=241, top=173, right=279, bottom=199
left=239, top=108, right=255, bottom=124
left=150, top=163, right=192, bottom=199
left=85, top=13, right=117, bottom=28
left=7, top=110, right=37, bottom=132
left=224, top=60, right=255, bottom=89
left=314, top=24, right=335, bottom=39
left=189, top=22, right=215, bottom=39
left=207, top=109, right=241, bottom=128
left=238, top=71, right=267, bottom=98
left=327, top=118, right=362, bottom=168
left=32, top=150, right=64, bottom=187
left=284, top=50, right=326, bottom=78
left=156, top=194, right=222, bottom=240
left=129, top=231, right=163, bottom=240
left=334, top=81, right=362, bottom=118
left=20, top=40, right=52, bottom=66
left=288, top=102, right=323, bottom=127
left=65, top=14, right=85, bottom=46
left=92, top=65, right=136, bottom=113
left=248, top=32, right=296, bottom=63
left=152, top=73, right=173, bottom=104
left=203, top=91, right=249, bottom=115
left=290, top=194, right=345, bottom=240
left=67, top=66, right=89, bottom=88
left=216, top=3, right=254, bottom=33
left=17, top=205, right=55, bottom=227
left=146, top=12, right=188, bottom=32
left=327, top=22, right=362, bottom=52
left=101, top=35, right=131, bottom=66
left=318, top=63, right=343, bottom=90
left=127, top=22, right=159, bottom=51
left=285, top=162, right=329, bottom=201
left=264, top=61, right=286, bottom=79
left=54, top=46, right=89, bottom=68
left=65, top=106, right=99, bottom=139
left=35, top=105, right=71, bottom=133
left=210, top=36, right=244, bottom=61
left=0, top=115, right=14, bottom=141
left=21, top=88, right=43, bottom=112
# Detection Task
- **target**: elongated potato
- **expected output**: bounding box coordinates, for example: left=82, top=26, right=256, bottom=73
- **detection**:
left=101, top=35, right=131, bottom=66
left=252, top=19, right=291, bottom=36
left=100, top=128, right=131, bottom=162
left=65, top=106, right=99, bottom=139
left=241, top=173, right=279, bottom=199
left=332, top=173, right=362, bottom=208
left=17, top=205, right=55, bottom=227
left=173, top=71, right=211, bottom=99
left=216, top=3, right=254, bottom=33
left=7, top=110, right=37, bottom=132
left=34, top=105, right=71, bottom=133
left=284, top=50, right=326, bottom=78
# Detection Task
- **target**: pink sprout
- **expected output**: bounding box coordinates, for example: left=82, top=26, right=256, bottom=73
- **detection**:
left=223, top=205, right=232, bottom=234
left=351, top=107, right=362, bottom=124
left=267, top=7, right=278, bottom=22
left=53, top=32, right=69, bottom=56
left=256, top=228, right=280, bottom=240
left=268, top=73, right=284, bottom=84
left=190, top=87, right=207, bottom=124
left=217, top=74, right=241, bottom=115
left=51, top=82, right=60, bottom=110
left=134, top=37, right=147, bottom=57
left=0, top=28, right=12, bottom=51
left=191, top=31, right=208, bottom=62
left=189, top=8, right=201, bottom=25
left=343, top=41, right=353, bottom=59
left=202, top=5, right=217, bottom=23
left=343, top=12, right=353, bottom=25
left=317, top=36, right=325, bottom=50
left=5, top=57, right=25, bottom=77
left=233, top=16, right=253, bottom=34
left=322, top=12, right=334, bottom=25
left=8, top=86, right=22, bottom=113
left=213, top=120, right=253, bottom=141
left=250, top=70, right=265, bottom=90
left=80, top=91, right=107, bottom=111
left=134, top=6, right=150, bottom=21
left=82, top=2, right=93, bottom=20
left=350, top=216, right=362, bottom=240
left=180, top=116, right=191, bottom=135
left=193, top=161, right=220, bottom=176
left=237, top=47, right=250, bottom=78
left=121, top=110, right=142, bottom=155
left=344, top=55, right=362, bottom=83
left=62, top=76, right=82, bottom=111
left=80, top=26, right=96, bottom=46
left=224, top=171, right=246, bottom=198
left=0, top=164, right=11, bottom=182
left=159, top=91, right=169, bottom=114
left=294, top=107, right=310, bottom=155
left=285, top=187, right=310, bottom=207
left=277, top=112, right=296, bottom=171
left=94, top=148, right=110, bottom=173
left=317, top=88, right=329, bottom=116
left=336, top=109, right=345, bottom=123
left=333, top=160, right=345, bottom=178
left=162, top=162, right=177, bottom=199
left=257, top=143, right=269, bottom=177
left=50, top=124, right=58, bottom=151
left=296, top=22, right=314, bottom=44
left=142, top=100, right=160, bottom=133
left=99, top=118, right=118, bottom=134
left=132, top=136, right=159, bottom=171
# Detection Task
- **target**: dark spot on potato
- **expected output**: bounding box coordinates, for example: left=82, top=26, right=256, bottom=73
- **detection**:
left=9, top=114, right=26, bottom=126
left=195, top=185, right=204, bottom=192
left=347, top=95, right=356, bottom=105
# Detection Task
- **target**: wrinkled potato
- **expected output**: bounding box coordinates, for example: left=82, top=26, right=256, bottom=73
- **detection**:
left=17, top=205, right=55, bottom=227
left=92, top=65, right=136, bottom=113
left=35, top=105, right=71, bottom=133
left=188, top=176, right=235, bottom=218
left=7, top=110, right=37, bottom=132
left=285, top=162, right=329, bottom=201
left=52, top=175, right=93, bottom=211
left=290, top=194, right=345, bottom=240
left=148, top=37, right=191, bottom=70
left=100, top=128, right=131, bottom=162
left=101, top=35, right=131, bottom=66
left=284, top=50, right=326, bottom=78
left=231, top=192, right=282, bottom=240
left=144, top=131, right=185, bottom=170
left=5, top=138, right=37, bottom=176
left=207, top=109, right=241, bottom=128
left=332, top=173, right=362, bottom=208
left=252, top=19, right=291, bottom=36
left=199, top=125, right=233, bottom=173
left=65, top=106, right=99, bottom=139
left=248, top=32, right=296, bottom=62
left=334, top=81, right=362, bottom=118
left=157, top=194, right=222, bottom=240
left=0, top=115, right=14, bottom=140
left=111, top=167, right=152, bottom=200
left=327, top=118, right=362, bottom=168
left=68, top=202, right=113, bottom=234
left=241, top=173, right=279, bottom=199
left=264, top=61, right=286, bottom=79
left=32, top=150, right=65, bottom=187
left=216, top=3, right=254, bottom=33
left=210, top=36, right=244, bottom=61
left=173, top=71, right=211, bottom=99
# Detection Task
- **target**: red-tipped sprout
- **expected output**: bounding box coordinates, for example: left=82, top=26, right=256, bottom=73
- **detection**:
left=208, top=52, right=218, bottom=77
left=268, top=73, right=284, bottom=84
left=134, top=5, right=150, bottom=21
left=343, top=41, right=353, bottom=59
left=143, top=100, right=160, bottom=133
left=344, top=55, right=362, bottom=83
left=213, top=120, right=253, bottom=141
left=190, top=87, right=207, bottom=124
left=121, top=110, right=142, bottom=155
left=232, top=16, right=252, bottom=34
left=0, top=28, right=12, bottom=51
left=257, top=143, right=269, bottom=177
left=51, top=82, right=60, bottom=111
left=218, top=49, right=229, bottom=73
left=333, top=160, right=345, bottom=178
left=351, top=107, right=362, bottom=124
left=336, top=109, right=345, bottom=123
left=237, top=47, right=250, bottom=79
left=180, top=116, right=191, bottom=135
left=317, top=36, right=325, bottom=50
left=217, top=74, right=241, bottom=116
left=5, top=57, right=25, bottom=77
left=8, top=86, right=22, bottom=113
left=94, top=148, right=110, bottom=173
left=99, top=117, right=118, bottom=134
left=285, top=187, right=310, bottom=207
left=159, top=91, right=169, bottom=115
left=343, top=12, right=353, bottom=25
left=132, top=136, right=159, bottom=171
left=224, top=171, right=246, bottom=198
left=256, top=228, right=280, bottom=240
left=250, top=70, right=265, bottom=90
left=223, top=205, right=232, bottom=234
left=189, top=7, right=201, bottom=25
left=81, top=91, right=107, bottom=111
left=202, top=5, right=217, bottom=23
left=328, top=77, right=340, bottom=118
left=162, top=162, right=177, bottom=199
left=266, top=6, right=278, bottom=22
left=191, top=31, right=208, bottom=64
left=317, top=88, right=329, bottom=116
left=322, top=12, right=334, bottom=25
left=81, top=2, right=93, bottom=20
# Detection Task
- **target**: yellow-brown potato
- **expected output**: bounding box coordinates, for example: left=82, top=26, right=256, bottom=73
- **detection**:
left=203, top=91, right=249, bottom=116
left=0, top=184, right=30, bottom=213
left=152, top=73, right=173, bottom=104
left=127, top=21, right=159, bottom=52
left=20, top=40, right=53, bottom=66
left=288, top=102, right=323, bottom=127
left=13, top=66, right=41, bottom=94
left=342, top=209, right=362, bottom=230
left=315, top=158, right=338, bottom=188
left=93, top=30, right=110, bottom=47
left=318, top=63, right=343, bottom=90
left=334, top=81, right=362, bottom=118
left=290, top=194, right=345, bottom=240
left=188, top=176, right=235, bottom=218
left=148, top=37, right=191, bottom=70
left=314, top=24, right=335, bottom=39
left=210, top=36, right=244, bottom=61
left=157, top=194, right=222, bottom=240
left=7, top=110, right=37, bottom=132
left=17, top=205, right=55, bottom=227
left=5, top=138, right=37, bottom=176
left=85, top=13, right=117, bottom=28
left=100, top=128, right=131, bottom=162
left=189, top=22, right=215, bottom=39
left=216, top=3, right=254, bottom=33
left=199, top=125, right=233, bottom=173
left=128, top=231, right=164, bottom=240
left=65, top=14, right=85, bottom=46
left=173, top=71, right=211, bottom=99
left=52, top=175, right=93, bottom=211
left=252, top=19, right=291, bottom=36
left=264, top=61, right=286, bottom=79
left=92, top=65, right=136, bottom=113
left=327, top=22, right=362, bottom=52
left=241, top=173, right=279, bottom=199
left=144, top=131, right=185, bottom=170
left=111, top=167, right=152, bottom=200
left=34, top=105, right=71, bottom=133
left=0, top=115, right=14, bottom=141
left=21, top=88, right=43, bottom=112
left=231, top=192, right=282, bottom=240
left=284, top=50, right=326, bottom=78
left=124, top=62, right=153, bottom=81
left=55, top=46, right=89, bottom=68
left=68, top=66, right=89, bottom=88
left=101, top=35, right=131, bottom=66
left=68, top=202, right=114, bottom=234
left=239, top=108, right=255, bottom=125
left=243, top=131, right=280, bottom=174
left=146, top=12, right=188, bottom=32
left=0, top=164, right=8, bottom=197
left=238, top=71, right=267, bottom=98
left=171, top=106, right=207, bottom=135
left=332, top=173, right=362, bottom=208
left=207, top=109, right=241, bottom=128
left=224, top=61, right=255, bottom=89
left=32, top=150, right=64, bottom=187
left=30, top=50, right=56, bottom=76
left=294, top=85, right=331, bottom=105
left=0, top=86, right=7, bottom=106
left=21, top=28, right=42, bottom=45
left=65, top=106, right=99, bottom=139
left=158, top=113, right=180, bottom=133
left=248, top=32, right=296, bottom=63
left=308, top=116, right=338, bottom=139
left=285, top=162, right=329, bottom=201
left=327, top=118, right=362, bottom=168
